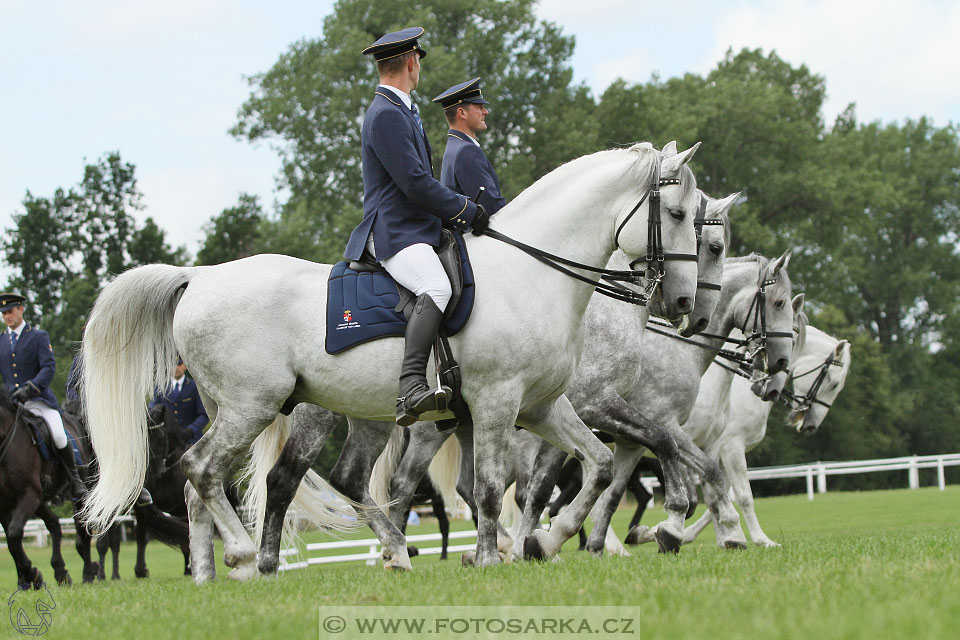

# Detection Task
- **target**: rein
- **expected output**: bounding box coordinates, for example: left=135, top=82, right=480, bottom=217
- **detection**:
left=481, top=157, right=697, bottom=307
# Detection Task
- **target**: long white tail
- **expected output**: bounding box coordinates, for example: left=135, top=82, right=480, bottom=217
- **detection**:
left=427, top=436, right=461, bottom=513
left=80, top=264, right=193, bottom=531
left=240, top=414, right=364, bottom=548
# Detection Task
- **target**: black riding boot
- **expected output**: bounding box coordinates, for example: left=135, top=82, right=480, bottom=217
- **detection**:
left=396, top=294, right=451, bottom=427
left=55, top=444, right=88, bottom=501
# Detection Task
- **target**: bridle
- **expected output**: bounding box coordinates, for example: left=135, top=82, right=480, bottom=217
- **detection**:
left=735, top=265, right=794, bottom=373
left=147, top=414, right=181, bottom=476
left=482, top=155, right=698, bottom=307
left=693, top=193, right=725, bottom=294
left=782, top=352, right=845, bottom=410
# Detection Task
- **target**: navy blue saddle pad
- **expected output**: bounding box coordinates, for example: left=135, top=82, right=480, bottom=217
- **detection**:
left=325, top=233, right=476, bottom=355
left=29, top=417, right=83, bottom=465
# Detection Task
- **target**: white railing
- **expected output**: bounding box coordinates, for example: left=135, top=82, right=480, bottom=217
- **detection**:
left=0, top=515, right=135, bottom=549
left=277, top=529, right=477, bottom=571
left=639, top=453, right=960, bottom=501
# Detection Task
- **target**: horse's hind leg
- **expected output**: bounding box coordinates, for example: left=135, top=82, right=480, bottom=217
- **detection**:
left=510, top=440, right=568, bottom=560
left=258, top=405, right=342, bottom=575
left=36, top=504, right=71, bottom=586
left=72, top=505, right=99, bottom=583
left=134, top=515, right=150, bottom=578
left=98, top=523, right=122, bottom=580
left=6, top=493, right=44, bottom=589
left=330, top=418, right=410, bottom=570
left=181, top=410, right=273, bottom=583
left=387, top=423, right=450, bottom=532
left=184, top=481, right=216, bottom=583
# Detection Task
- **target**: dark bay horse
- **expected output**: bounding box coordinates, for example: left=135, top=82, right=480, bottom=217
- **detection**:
left=0, top=389, right=98, bottom=589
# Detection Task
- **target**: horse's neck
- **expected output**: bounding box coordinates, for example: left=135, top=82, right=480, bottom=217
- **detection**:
left=697, top=261, right=760, bottom=373
left=493, top=151, right=640, bottom=273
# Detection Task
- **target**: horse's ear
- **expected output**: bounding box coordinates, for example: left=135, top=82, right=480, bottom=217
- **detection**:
left=835, top=339, right=849, bottom=357
left=771, top=248, right=792, bottom=275
left=710, top=192, right=740, bottom=217
left=662, top=140, right=678, bottom=155
left=792, top=293, right=805, bottom=314
left=660, top=141, right=701, bottom=175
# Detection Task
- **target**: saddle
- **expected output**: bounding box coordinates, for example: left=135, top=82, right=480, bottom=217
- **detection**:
left=21, top=410, right=83, bottom=466
left=330, top=230, right=474, bottom=430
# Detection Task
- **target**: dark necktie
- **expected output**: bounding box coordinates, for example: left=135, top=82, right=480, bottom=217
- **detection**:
left=9, top=332, right=17, bottom=351
left=410, top=103, right=425, bottom=137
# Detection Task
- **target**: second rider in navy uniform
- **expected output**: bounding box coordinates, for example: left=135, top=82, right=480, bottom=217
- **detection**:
left=343, top=28, right=490, bottom=426
left=433, top=78, right=506, bottom=215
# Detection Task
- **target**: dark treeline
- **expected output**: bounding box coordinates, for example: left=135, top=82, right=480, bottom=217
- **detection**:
left=5, top=0, right=958, bottom=491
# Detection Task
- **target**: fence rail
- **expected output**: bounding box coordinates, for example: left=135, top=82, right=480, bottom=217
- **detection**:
left=0, top=516, right=135, bottom=549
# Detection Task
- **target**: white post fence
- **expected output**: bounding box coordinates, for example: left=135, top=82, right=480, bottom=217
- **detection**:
left=0, top=515, right=135, bottom=550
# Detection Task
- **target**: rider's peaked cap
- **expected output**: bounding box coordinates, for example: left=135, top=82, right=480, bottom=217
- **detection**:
left=362, top=27, right=427, bottom=61
left=432, top=77, right=489, bottom=110
left=0, top=293, right=25, bottom=312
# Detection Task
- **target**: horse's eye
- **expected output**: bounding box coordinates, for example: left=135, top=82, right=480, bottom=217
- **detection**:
left=709, top=243, right=723, bottom=256
left=669, top=209, right=684, bottom=222
left=774, top=299, right=785, bottom=309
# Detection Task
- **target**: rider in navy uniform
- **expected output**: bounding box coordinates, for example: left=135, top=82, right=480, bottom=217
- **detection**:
left=344, top=27, right=490, bottom=426
left=0, top=293, right=86, bottom=500
left=149, top=357, right=208, bottom=447
left=433, top=78, right=506, bottom=214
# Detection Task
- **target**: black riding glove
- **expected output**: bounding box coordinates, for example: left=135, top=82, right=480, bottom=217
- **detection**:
left=12, top=384, right=38, bottom=403
left=471, top=204, right=490, bottom=236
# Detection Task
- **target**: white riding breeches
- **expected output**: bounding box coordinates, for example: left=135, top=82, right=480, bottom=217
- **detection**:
left=24, top=399, right=68, bottom=449
left=380, top=243, right=452, bottom=312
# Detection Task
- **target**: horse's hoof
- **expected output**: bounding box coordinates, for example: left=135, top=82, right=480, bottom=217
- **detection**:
left=523, top=536, right=546, bottom=562
left=722, top=540, right=747, bottom=551
left=755, top=539, right=781, bottom=549
left=32, top=570, right=44, bottom=589
left=686, top=503, right=698, bottom=520
left=624, top=525, right=655, bottom=546
left=227, top=564, right=258, bottom=581
left=461, top=551, right=476, bottom=566
left=57, top=572, right=72, bottom=588
left=655, top=527, right=682, bottom=554
left=383, top=561, right=411, bottom=572
left=407, top=545, right=420, bottom=558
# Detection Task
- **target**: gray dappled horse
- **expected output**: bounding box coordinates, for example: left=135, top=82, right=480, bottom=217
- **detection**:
left=80, top=143, right=701, bottom=581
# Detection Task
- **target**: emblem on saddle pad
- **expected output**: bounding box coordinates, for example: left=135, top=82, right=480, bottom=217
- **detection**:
left=337, top=309, right=360, bottom=331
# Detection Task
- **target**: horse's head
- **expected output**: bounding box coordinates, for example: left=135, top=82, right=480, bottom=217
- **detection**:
left=787, top=334, right=851, bottom=434
left=617, top=140, right=701, bottom=325
left=744, top=250, right=797, bottom=401
left=681, top=190, right=738, bottom=337
left=146, top=405, right=185, bottom=473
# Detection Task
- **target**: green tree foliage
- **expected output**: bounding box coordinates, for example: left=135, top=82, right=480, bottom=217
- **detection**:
left=231, top=0, right=596, bottom=263
left=2, top=152, right=186, bottom=401
left=196, top=193, right=266, bottom=266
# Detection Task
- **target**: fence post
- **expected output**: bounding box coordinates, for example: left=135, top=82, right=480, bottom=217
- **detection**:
left=937, top=457, right=945, bottom=491
left=806, top=466, right=815, bottom=501
left=366, top=544, right=378, bottom=567
left=908, top=456, right=919, bottom=489
left=817, top=463, right=827, bottom=494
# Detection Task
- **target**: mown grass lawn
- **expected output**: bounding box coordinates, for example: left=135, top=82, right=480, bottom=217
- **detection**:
left=2, top=486, right=958, bottom=639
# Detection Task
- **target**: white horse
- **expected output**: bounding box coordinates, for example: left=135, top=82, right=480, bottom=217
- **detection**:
left=672, top=322, right=851, bottom=547
left=80, top=142, right=702, bottom=581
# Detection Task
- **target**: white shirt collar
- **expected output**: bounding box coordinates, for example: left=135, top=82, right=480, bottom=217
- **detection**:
left=378, top=84, right=413, bottom=110
left=8, top=321, right=26, bottom=338
left=171, top=375, right=185, bottom=389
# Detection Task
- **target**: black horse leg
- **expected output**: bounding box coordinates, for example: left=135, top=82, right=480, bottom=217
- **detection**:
left=5, top=495, right=43, bottom=589
left=432, top=493, right=449, bottom=560
left=72, top=505, right=99, bottom=583
left=134, top=518, right=150, bottom=578
left=35, top=504, right=71, bottom=586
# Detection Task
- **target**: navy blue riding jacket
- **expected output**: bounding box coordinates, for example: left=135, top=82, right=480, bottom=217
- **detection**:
left=344, top=89, right=479, bottom=261
left=440, top=130, right=506, bottom=214
left=0, top=324, right=59, bottom=409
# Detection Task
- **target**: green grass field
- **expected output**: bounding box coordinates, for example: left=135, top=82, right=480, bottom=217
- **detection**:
left=3, top=486, right=958, bottom=639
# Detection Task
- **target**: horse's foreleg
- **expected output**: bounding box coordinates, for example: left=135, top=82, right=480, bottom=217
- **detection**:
left=181, top=413, right=268, bottom=582
left=432, top=493, right=450, bottom=560
left=72, top=505, right=99, bottom=583
left=520, top=396, right=613, bottom=560
left=626, top=464, right=652, bottom=532
left=584, top=442, right=646, bottom=554
left=510, top=440, right=567, bottom=560
left=387, top=424, right=450, bottom=531
left=331, top=418, right=409, bottom=571
left=134, top=515, right=149, bottom=578
left=6, top=494, right=43, bottom=589
left=673, top=432, right=745, bottom=549
left=719, top=445, right=779, bottom=547
left=35, top=505, right=70, bottom=586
